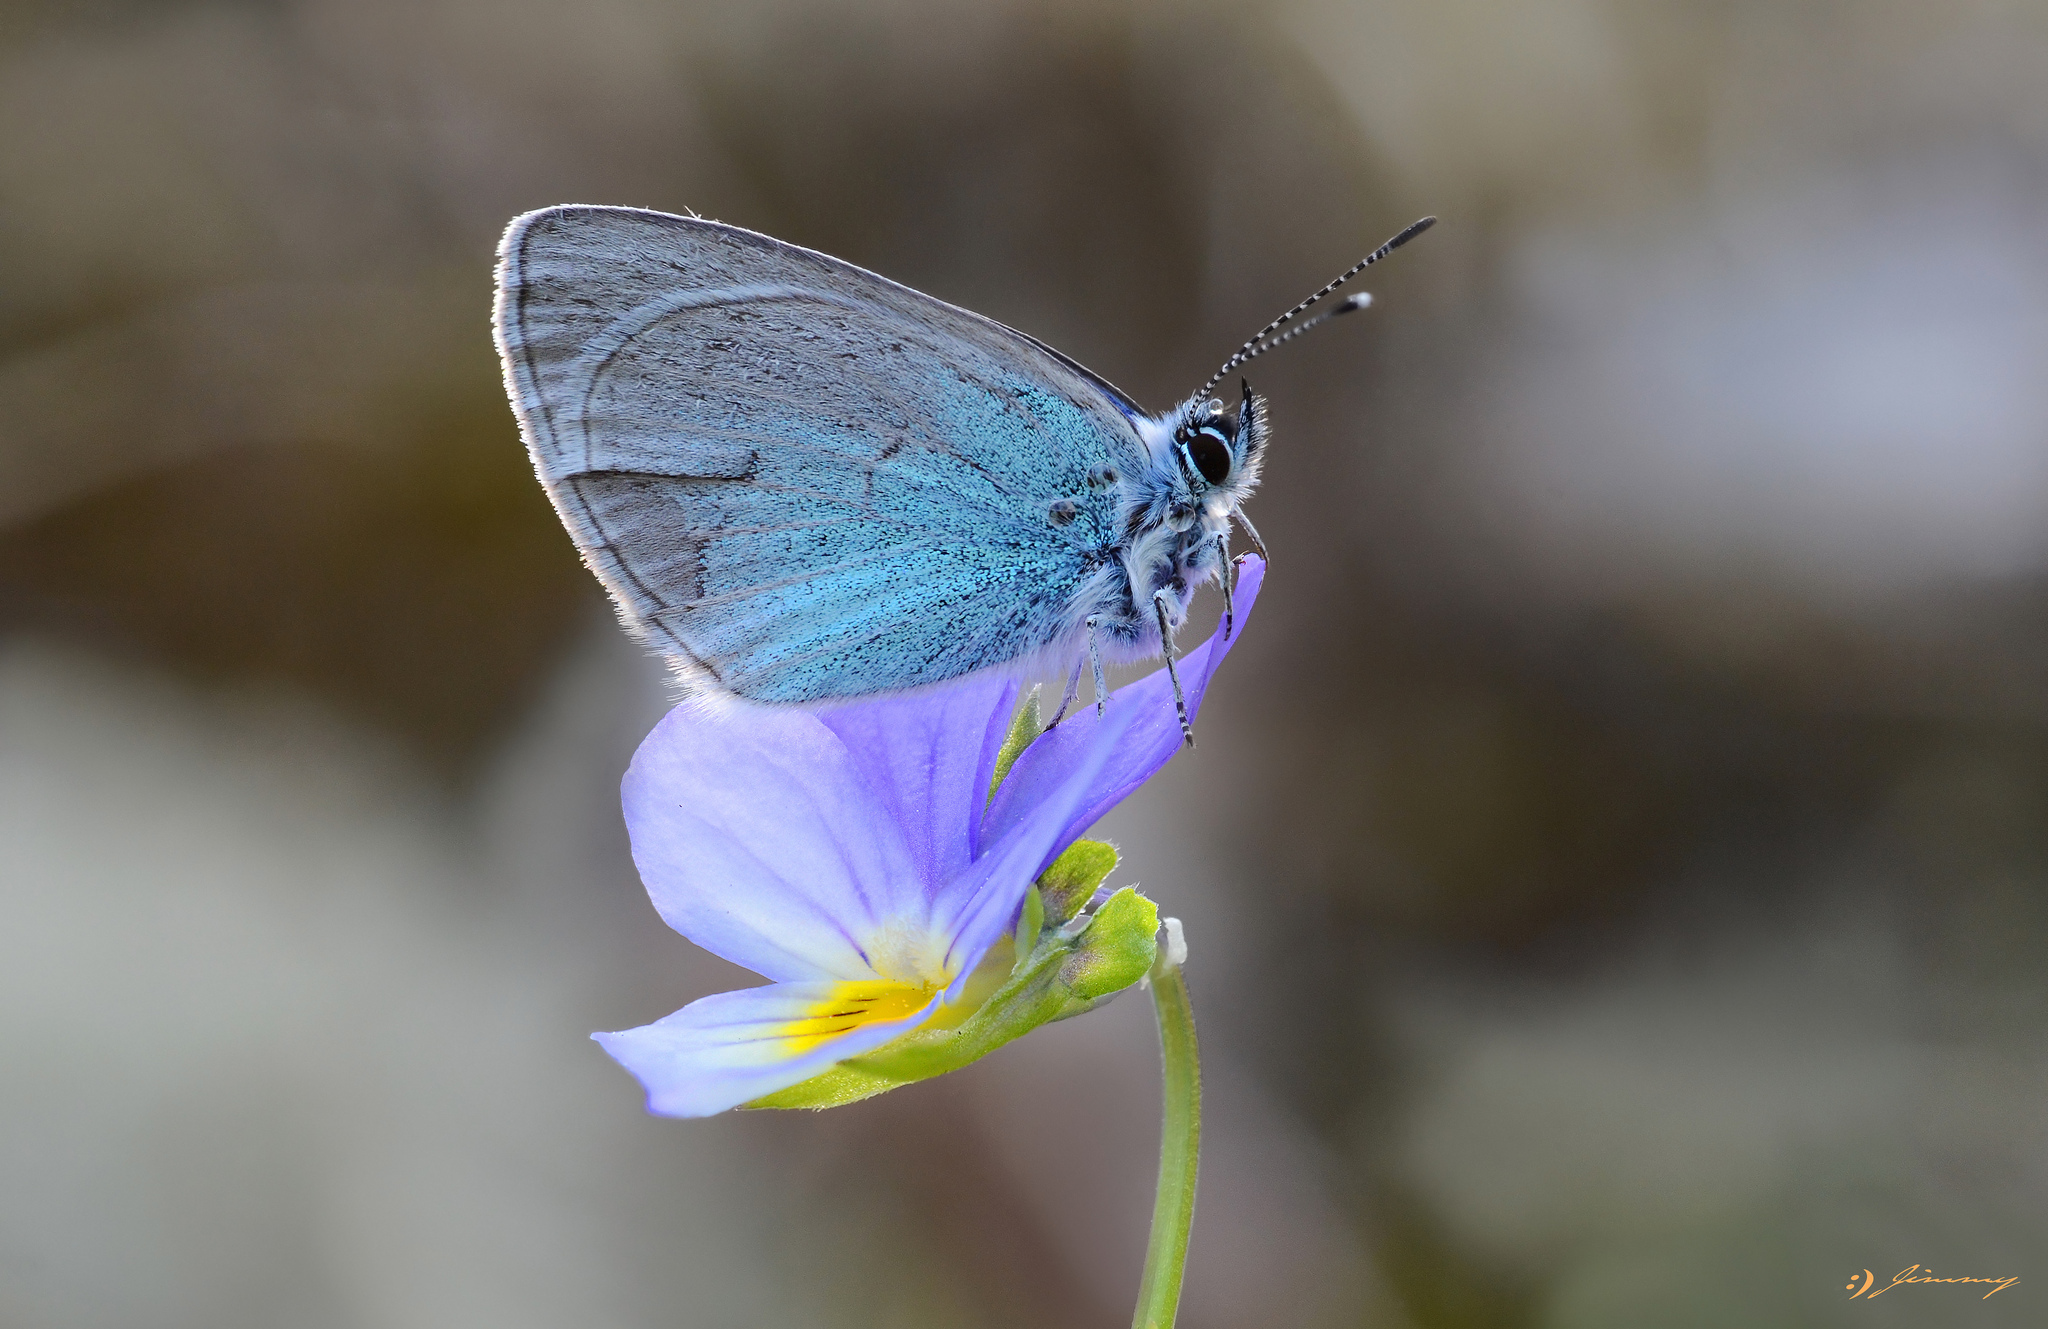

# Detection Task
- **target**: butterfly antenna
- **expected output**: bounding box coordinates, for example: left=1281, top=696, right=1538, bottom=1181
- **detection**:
left=1242, top=290, right=1372, bottom=359
left=1198, top=215, right=1435, bottom=400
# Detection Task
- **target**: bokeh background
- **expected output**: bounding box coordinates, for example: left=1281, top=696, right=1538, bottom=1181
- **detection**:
left=4, top=1, right=2046, bottom=1325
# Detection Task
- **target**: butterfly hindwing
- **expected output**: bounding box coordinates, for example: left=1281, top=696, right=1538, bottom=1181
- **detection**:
left=495, top=206, right=1146, bottom=702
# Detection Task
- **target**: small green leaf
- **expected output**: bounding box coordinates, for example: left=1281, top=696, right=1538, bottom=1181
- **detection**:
left=1037, top=838, right=1119, bottom=923
left=987, top=685, right=1043, bottom=803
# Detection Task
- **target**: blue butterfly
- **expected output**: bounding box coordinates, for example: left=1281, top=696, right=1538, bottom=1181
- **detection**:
left=493, top=206, right=1431, bottom=740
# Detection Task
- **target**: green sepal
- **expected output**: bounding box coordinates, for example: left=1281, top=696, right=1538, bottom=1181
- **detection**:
left=1059, top=887, right=1158, bottom=1001
left=742, top=888, right=1161, bottom=1111
left=987, top=686, right=1043, bottom=804
left=1011, top=886, right=1045, bottom=974
left=1036, top=838, right=1119, bottom=923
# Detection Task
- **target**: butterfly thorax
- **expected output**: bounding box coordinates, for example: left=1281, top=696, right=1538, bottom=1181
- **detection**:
left=1072, top=385, right=1265, bottom=656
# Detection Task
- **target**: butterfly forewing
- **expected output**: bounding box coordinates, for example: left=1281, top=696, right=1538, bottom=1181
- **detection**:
left=496, top=206, right=1145, bottom=702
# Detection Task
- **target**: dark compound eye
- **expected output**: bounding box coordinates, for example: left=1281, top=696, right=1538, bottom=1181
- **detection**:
left=1186, top=427, right=1232, bottom=485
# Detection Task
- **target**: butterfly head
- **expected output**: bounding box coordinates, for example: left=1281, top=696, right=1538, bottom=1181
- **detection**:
left=1167, top=378, right=1266, bottom=512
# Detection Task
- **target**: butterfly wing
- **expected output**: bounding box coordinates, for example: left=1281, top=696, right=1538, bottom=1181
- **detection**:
left=494, top=205, right=1146, bottom=703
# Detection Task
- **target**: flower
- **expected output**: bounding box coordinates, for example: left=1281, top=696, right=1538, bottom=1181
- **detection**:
left=595, top=558, right=1267, bottom=1116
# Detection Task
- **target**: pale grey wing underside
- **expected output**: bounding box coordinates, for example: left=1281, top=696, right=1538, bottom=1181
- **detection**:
left=493, top=205, right=1146, bottom=703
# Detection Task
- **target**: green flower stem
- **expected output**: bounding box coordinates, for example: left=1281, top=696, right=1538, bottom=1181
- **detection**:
left=1132, top=929, right=1201, bottom=1329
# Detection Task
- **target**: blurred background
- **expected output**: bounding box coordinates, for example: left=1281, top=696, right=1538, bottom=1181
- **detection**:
left=4, top=1, right=2046, bottom=1325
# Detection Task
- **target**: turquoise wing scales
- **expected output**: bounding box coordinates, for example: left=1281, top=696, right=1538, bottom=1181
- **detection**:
left=494, top=206, right=1146, bottom=703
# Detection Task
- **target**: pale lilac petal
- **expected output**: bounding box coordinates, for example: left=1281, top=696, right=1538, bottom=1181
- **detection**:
left=622, top=704, right=924, bottom=983
left=815, top=674, right=1017, bottom=889
left=933, top=700, right=1141, bottom=999
left=593, top=982, right=939, bottom=1118
left=982, top=556, right=1267, bottom=869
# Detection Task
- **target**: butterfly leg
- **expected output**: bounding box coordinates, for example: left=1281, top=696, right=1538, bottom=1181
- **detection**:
left=1152, top=590, right=1194, bottom=747
left=1215, top=532, right=1235, bottom=641
left=1046, top=657, right=1085, bottom=728
left=1085, top=614, right=1110, bottom=716
left=1232, top=509, right=1269, bottom=563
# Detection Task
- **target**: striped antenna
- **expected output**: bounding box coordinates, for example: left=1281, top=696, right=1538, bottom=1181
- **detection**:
left=1243, top=290, right=1371, bottom=359
left=1198, top=216, right=1435, bottom=400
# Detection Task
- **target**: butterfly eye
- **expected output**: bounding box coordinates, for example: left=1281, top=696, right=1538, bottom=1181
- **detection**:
left=1187, top=428, right=1232, bottom=485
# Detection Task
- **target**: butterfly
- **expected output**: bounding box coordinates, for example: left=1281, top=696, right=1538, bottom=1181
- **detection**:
left=493, top=206, right=1432, bottom=741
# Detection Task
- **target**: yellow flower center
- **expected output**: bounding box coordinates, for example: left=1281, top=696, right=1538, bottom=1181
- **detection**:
left=781, top=980, right=940, bottom=1054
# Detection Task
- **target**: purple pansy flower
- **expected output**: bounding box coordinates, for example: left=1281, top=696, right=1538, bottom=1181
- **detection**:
left=596, top=558, right=1267, bottom=1116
